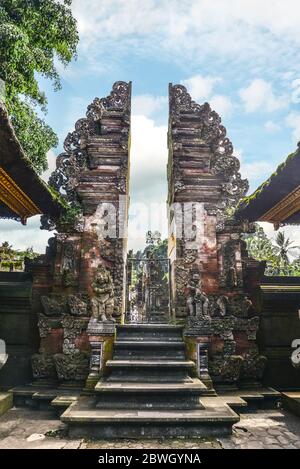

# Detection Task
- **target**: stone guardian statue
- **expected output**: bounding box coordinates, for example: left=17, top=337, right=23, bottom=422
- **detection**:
left=91, top=265, right=115, bottom=323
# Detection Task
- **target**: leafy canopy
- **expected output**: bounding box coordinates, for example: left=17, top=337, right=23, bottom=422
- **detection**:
left=0, top=0, right=78, bottom=173
left=244, top=224, right=300, bottom=276
left=0, top=241, right=39, bottom=271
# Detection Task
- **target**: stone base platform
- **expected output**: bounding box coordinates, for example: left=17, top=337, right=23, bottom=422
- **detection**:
left=0, top=392, right=13, bottom=416
left=282, top=391, right=300, bottom=417
left=61, top=395, right=239, bottom=439
left=218, top=387, right=281, bottom=412
left=10, top=385, right=80, bottom=414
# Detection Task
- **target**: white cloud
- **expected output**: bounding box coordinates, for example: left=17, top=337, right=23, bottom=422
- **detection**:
left=239, top=79, right=287, bottom=113
left=132, top=94, right=167, bottom=117
left=180, top=75, right=232, bottom=118
left=264, top=120, right=280, bottom=133
left=285, top=112, right=300, bottom=143
left=241, top=161, right=274, bottom=180
left=237, top=148, right=275, bottom=187
left=130, top=114, right=167, bottom=202
left=0, top=216, right=51, bottom=254
left=128, top=114, right=168, bottom=249
left=291, top=78, right=300, bottom=103
left=209, top=95, right=233, bottom=118
left=70, top=0, right=300, bottom=76
left=181, top=75, right=221, bottom=102
left=41, top=150, right=57, bottom=183
left=0, top=114, right=169, bottom=254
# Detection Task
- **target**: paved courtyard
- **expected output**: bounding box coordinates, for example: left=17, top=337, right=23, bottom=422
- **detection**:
left=0, top=406, right=299, bottom=449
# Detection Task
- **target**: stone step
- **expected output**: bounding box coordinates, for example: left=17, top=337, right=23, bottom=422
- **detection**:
left=95, top=392, right=204, bottom=410
left=106, top=359, right=195, bottom=383
left=51, top=395, right=79, bottom=416
left=61, top=395, right=239, bottom=438
left=116, top=324, right=183, bottom=342
left=107, top=360, right=195, bottom=368
left=114, top=340, right=185, bottom=348
left=61, top=317, right=240, bottom=437
left=10, top=385, right=81, bottom=410
left=146, top=312, right=170, bottom=323
left=282, top=392, right=300, bottom=417
left=147, top=318, right=169, bottom=324
left=94, top=379, right=208, bottom=410
left=113, top=340, right=185, bottom=360
left=0, top=393, right=13, bottom=416
left=218, top=387, right=281, bottom=411
left=94, top=379, right=207, bottom=394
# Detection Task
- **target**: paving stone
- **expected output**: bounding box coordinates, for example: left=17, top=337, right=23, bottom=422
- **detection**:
left=277, top=436, right=290, bottom=445
left=1, top=406, right=300, bottom=449
left=283, top=431, right=298, bottom=441
left=29, top=439, right=69, bottom=449
left=62, top=440, right=83, bottom=449
left=268, top=429, right=282, bottom=436
left=240, top=441, right=264, bottom=449
left=262, top=437, right=277, bottom=445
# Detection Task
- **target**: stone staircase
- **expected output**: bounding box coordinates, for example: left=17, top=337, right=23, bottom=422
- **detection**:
left=147, top=309, right=169, bottom=323
left=62, top=324, right=239, bottom=438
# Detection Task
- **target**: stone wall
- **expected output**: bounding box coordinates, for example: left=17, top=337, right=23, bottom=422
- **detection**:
left=167, top=83, right=266, bottom=388
left=258, top=276, right=300, bottom=390
left=0, top=272, right=38, bottom=388
left=29, top=82, right=131, bottom=387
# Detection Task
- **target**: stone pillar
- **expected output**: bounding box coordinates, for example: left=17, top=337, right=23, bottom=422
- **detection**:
left=84, top=320, right=115, bottom=391
left=167, top=83, right=267, bottom=389
left=31, top=82, right=131, bottom=388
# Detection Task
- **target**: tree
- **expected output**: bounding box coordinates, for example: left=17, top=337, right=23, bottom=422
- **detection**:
left=0, top=241, right=39, bottom=271
left=244, top=224, right=300, bottom=276
left=274, top=231, right=300, bottom=265
left=0, top=0, right=79, bottom=173
left=144, top=231, right=167, bottom=259
left=244, top=225, right=276, bottom=265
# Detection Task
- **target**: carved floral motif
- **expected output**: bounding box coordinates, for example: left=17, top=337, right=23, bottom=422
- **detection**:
left=240, top=348, right=267, bottom=381
left=208, top=355, right=243, bottom=384
left=41, top=81, right=131, bottom=230
left=31, top=354, right=57, bottom=380
left=67, top=294, right=89, bottom=316
left=53, top=352, right=90, bottom=381
left=169, top=84, right=249, bottom=215
left=41, top=295, right=67, bottom=317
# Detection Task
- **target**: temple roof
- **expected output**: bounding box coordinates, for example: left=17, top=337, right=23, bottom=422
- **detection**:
left=0, top=103, right=64, bottom=224
left=236, top=143, right=300, bottom=225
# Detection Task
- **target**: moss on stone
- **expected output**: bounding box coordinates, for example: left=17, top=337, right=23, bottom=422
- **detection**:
left=237, top=148, right=299, bottom=211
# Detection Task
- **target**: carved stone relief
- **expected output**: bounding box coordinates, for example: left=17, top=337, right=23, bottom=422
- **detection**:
left=31, top=354, right=57, bottom=380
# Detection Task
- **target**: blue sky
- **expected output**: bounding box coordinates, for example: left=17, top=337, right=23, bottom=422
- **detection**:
left=2, top=0, right=300, bottom=252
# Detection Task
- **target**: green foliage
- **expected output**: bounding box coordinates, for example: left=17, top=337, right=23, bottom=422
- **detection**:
left=129, top=233, right=169, bottom=287
left=0, top=0, right=78, bottom=173
left=0, top=241, right=39, bottom=271
left=9, top=99, right=58, bottom=172
left=144, top=238, right=168, bottom=260
left=59, top=203, right=82, bottom=225
left=244, top=224, right=300, bottom=276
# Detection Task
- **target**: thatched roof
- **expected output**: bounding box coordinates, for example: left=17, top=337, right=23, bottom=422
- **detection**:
left=0, top=102, right=63, bottom=224
left=236, top=143, right=300, bottom=225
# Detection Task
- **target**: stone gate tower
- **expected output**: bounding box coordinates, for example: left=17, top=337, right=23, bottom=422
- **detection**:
left=29, top=82, right=131, bottom=386
left=167, top=84, right=267, bottom=388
